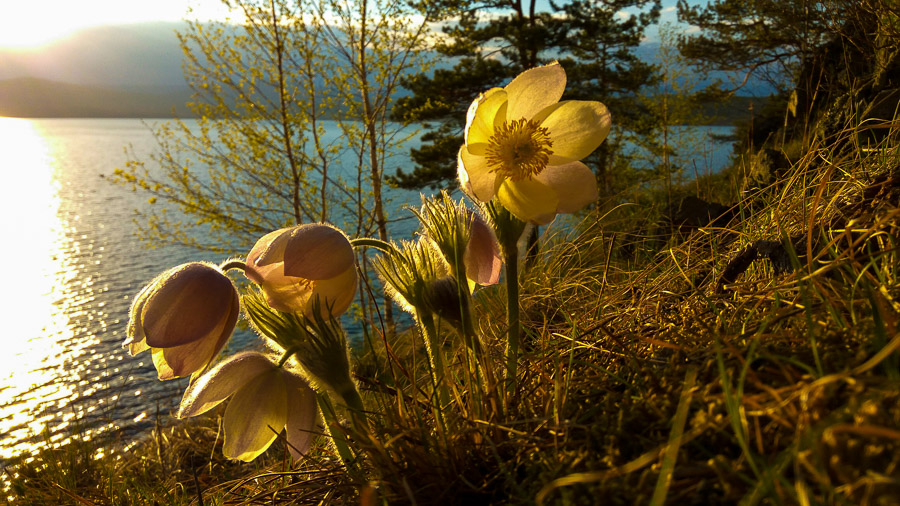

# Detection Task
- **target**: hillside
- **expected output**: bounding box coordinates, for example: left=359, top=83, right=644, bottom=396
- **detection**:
left=0, top=77, right=192, bottom=118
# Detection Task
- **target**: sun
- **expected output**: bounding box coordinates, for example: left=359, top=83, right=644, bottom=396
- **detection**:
left=0, top=0, right=236, bottom=50
left=0, top=9, right=82, bottom=49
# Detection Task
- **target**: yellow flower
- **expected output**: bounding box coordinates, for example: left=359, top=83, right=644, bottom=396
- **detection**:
left=177, top=352, right=318, bottom=462
left=458, top=62, right=612, bottom=224
left=245, top=224, right=357, bottom=318
left=124, top=262, right=239, bottom=380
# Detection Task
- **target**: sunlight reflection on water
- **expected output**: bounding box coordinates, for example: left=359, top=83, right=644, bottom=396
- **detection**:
left=0, top=117, right=421, bottom=468
left=0, top=118, right=192, bottom=464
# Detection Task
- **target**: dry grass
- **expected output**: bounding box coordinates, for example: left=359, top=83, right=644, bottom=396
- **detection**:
left=6, top=119, right=900, bottom=504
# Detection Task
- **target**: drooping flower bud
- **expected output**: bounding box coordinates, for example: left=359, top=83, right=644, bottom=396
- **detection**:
left=245, top=224, right=357, bottom=318
left=463, top=210, right=502, bottom=286
left=416, top=192, right=502, bottom=290
left=124, top=262, right=239, bottom=380
left=177, top=352, right=318, bottom=462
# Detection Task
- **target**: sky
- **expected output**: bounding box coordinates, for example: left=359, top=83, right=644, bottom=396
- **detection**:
left=0, top=0, right=232, bottom=48
left=0, top=0, right=692, bottom=50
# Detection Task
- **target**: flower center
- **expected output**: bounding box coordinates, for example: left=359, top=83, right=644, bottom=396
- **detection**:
left=484, top=119, right=554, bottom=181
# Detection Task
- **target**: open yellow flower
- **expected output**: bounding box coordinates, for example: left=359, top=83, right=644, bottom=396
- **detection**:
left=245, top=224, right=357, bottom=318
left=124, top=262, right=239, bottom=380
left=458, top=62, right=611, bottom=224
left=177, top=352, right=318, bottom=462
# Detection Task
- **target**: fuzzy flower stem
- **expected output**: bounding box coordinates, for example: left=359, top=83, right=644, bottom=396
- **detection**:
left=316, top=392, right=365, bottom=481
left=218, top=259, right=247, bottom=273
left=276, top=346, right=301, bottom=368
left=350, top=237, right=400, bottom=256
left=450, top=261, right=500, bottom=412
left=417, top=310, right=450, bottom=412
left=505, top=243, right=520, bottom=396
left=338, top=384, right=371, bottom=433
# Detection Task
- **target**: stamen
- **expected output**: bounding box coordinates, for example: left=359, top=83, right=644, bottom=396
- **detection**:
left=484, top=119, right=553, bottom=181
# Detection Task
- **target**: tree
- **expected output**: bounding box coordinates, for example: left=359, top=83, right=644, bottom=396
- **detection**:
left=114, top=0, right=433, bottom=254
left=389, top=0, right=661, bottom=197
left=637, top=23, right=719, bottom=213
left=114, top=0, right=436, bottom=331
left=676, top=0, right=899, bottom=148
left=116, top=0, right=335, bottom=253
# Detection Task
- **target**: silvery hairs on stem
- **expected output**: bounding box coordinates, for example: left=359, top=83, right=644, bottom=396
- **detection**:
left=372, top=239, right=449, bottom=317
left=242, top=289, right=356, bottom=402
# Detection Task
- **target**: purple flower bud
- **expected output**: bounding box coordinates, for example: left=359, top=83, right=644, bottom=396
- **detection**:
left=245, top=224, right=357, bottom=318
left=124, top=262, right=239, bottom=380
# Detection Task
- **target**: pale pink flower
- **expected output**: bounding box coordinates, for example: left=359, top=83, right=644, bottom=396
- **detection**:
left=177, top=352, right=318, bottom=462
left=245, top=224, right=357, bottom=318
left=125, top=262, right=239, bottom=380
left=463, top=210, right=502, bottom=287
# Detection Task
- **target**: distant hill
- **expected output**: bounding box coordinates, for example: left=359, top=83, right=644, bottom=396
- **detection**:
left=0, top=22, right=778, bottom=119
left=0, top=78, right=193, bottom=118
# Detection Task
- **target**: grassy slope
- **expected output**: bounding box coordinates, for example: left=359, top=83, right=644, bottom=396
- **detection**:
left=6, top=119, right=900, bottom=504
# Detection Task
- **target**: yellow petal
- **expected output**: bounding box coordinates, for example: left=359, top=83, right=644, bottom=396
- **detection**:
left=458, top=145, right=498, bottom=202
left=151, top=348, right=176, bottom=381
left=127, top=338, right=150, bottom=356
left=497, top=178, right=559, bottom=225
left=177, top=352, right=275, bottom=418
left=465, top=88, right=507, bottom=145
left=223, top=369, right=288, bottom=462
left=537, top=100, right=611, bottom=161
left=306, top=266, right=358, bottom=318
left=534, top=161, right=598, bottom=214
left=504, top=62, right=566, bottom=122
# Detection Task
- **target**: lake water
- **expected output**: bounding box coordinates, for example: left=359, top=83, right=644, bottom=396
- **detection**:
left=0, top=118, right=734, bottom=467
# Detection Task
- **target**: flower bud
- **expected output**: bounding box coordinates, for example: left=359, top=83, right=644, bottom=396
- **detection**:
left=124, top=262, right=239, bottom=380
left=417, top=192, right=501, bottom=290
left=245, top=224, right=357, bottom=318
left=463, top=210, right=502, bottom=286
left=424, top=276, right=465, bottom=325
left=373, top=239, right=447, bottom=316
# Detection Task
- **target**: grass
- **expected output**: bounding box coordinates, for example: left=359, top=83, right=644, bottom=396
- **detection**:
left=5, top=118, right=900, bottom=504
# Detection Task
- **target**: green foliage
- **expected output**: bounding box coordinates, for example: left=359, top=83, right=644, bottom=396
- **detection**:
left=676, top=0, right=846, bottom=91
left=678, top=0, right=900, bottom=154
left=112, top=0, right=434, bottom=253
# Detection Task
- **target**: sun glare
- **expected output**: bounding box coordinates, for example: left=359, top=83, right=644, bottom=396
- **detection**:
left=0, top=0, right=236, bottom=50
left=0, top=16, right=80, bottom=49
